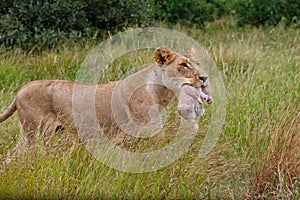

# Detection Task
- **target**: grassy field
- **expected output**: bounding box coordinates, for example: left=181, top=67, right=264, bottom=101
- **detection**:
left=0, top=19, right=299, bottom=199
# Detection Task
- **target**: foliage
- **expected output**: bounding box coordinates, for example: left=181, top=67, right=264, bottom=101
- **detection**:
left=0, top=0, right=232, bottom=51
left=150, top=0, right=228, bottom=27
left=0, top=0, right=88, bottom=50
left=207, top=0, right=235, bottom=16
left=234, top=0, right=300, bottom=26
left=81, top=0, right=147, bottom=30
left=0, top=0, right=13, bottom=15
left=0, top=0, right=146, bottom=50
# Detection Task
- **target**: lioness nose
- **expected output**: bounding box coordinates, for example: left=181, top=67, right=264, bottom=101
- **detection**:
left=199, top=76, right=208, bottom=82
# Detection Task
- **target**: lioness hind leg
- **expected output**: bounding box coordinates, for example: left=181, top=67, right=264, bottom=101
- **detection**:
left=15, top=120, right=36, bottom=150
left=6, top=116, right=57, bottom=164
left=6, top=121, right=36, bottom=164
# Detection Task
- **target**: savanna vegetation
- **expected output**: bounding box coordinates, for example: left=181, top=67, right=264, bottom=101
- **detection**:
left=0, top=0, right=299, bottom=199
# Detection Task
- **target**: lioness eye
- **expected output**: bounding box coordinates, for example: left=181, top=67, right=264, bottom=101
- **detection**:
left=181, top=63, right=190, bottom=69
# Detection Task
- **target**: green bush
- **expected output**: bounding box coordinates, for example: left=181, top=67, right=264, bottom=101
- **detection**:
left=0, top=0, right=90, bottom=50
left=0, top=0, right=146, bottom=50
left=207, top=0, right=235, bottom=17
left=234, top=0, right=300, bottom=27
left=0, top=0, right=13, bottom=15
left=82, top=0, right=147, bottom=30
left=150, top=0, right=223, bottom=27
left=0, top=0, right=231, bottom=51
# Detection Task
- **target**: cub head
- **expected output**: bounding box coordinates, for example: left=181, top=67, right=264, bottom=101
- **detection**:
left=154, top=47, right=209, bottom=94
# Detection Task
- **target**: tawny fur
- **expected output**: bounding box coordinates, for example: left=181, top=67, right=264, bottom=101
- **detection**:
left=0, top=47, right=210, bottom=151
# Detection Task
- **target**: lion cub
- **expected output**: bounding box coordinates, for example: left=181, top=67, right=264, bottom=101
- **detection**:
left=177, top=84, right=213, bottom=131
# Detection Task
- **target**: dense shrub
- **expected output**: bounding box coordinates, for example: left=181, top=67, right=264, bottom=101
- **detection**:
left=207, top=0, right=235, bottom=17
left=0, top=0, right=146, bottom=50
left=1, top=0, right=89, bottom=50
left=0, top=0, right=13, bottom=15
left=0, top=0, right=231, bottom=50
left=151, top=0, right=226, bottom=27
left=234, top=0, right=300, bottom=27
left=82, top=0, right=147, bottom=30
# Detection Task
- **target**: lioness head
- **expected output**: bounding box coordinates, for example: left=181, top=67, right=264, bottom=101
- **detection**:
left=154, top=47, right=209, bottom=94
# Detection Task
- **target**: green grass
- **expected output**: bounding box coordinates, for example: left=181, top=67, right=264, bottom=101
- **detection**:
left=0, top=19, right=299, bottom=199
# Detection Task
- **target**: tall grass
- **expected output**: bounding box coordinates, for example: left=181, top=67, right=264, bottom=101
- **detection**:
left=0, top=19, right=299, bottom=199
left=249, top=107, right=299, bottom=198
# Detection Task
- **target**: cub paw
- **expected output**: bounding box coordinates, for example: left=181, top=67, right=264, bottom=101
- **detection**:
left=206, top=96, right=213, bottom=104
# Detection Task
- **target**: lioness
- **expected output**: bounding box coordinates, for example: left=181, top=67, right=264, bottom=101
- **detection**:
left=0, top=47, right=210, bottom=151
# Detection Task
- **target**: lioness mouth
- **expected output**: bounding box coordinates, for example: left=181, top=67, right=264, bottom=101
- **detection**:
left=180, top=83, right=211, bottom=104
left=200, top=85, right=209, bottom=95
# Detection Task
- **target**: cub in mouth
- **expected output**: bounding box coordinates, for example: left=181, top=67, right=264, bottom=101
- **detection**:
left=177, top=81, right=213, bottom=132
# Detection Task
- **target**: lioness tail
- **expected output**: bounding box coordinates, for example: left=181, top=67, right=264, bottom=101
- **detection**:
left=0, top=98, right=17, bottom=123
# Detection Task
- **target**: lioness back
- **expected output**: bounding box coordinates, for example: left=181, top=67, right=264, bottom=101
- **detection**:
left=16, top=80, right=117, bottom=130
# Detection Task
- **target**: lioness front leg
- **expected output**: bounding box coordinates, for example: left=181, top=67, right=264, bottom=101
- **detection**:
left=42, top=114, right=58, bottom=147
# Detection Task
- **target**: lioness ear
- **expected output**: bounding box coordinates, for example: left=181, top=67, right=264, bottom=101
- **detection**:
left=185, top=47, right=195, bottom=54
left=154, top=47, right=175, bottom=65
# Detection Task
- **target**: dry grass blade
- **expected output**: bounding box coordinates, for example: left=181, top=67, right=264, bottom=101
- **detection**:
left=249, top=106, right=300, bottom=199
